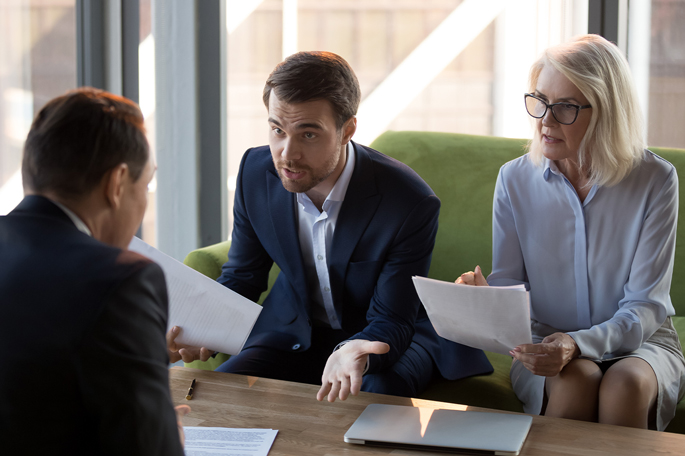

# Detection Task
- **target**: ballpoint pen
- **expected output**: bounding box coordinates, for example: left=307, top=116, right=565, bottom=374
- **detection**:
left=186, top=378, right=196, bottom=400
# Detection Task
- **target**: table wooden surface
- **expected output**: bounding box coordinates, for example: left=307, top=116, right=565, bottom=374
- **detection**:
left=170, top=366, right=685, bottom=455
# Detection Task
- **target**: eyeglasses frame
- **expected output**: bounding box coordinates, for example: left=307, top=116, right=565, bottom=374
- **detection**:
left=524, top=93, right=592, bottom=125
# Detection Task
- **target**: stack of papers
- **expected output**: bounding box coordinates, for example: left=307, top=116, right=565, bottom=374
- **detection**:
left=129, top=237, right=262, bottom=355
left=184, top=428, right=278, bottom=455
left=412, top=277, right=532, bottom=355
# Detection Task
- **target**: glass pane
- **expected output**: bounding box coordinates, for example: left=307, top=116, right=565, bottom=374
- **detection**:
left=224, top=0, right=586, bottom=239
left=648, top=0, right=685, bottom=148
left=139, top=0, right=157, bottom=246
left=0, top=0, right=76, bottom=215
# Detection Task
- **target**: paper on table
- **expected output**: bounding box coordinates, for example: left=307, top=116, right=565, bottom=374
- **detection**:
left=128, top=237, right=261, bottom=355
left=183, top=427, right=278, bottom=456
left=412, top=276, right=532, bottom=356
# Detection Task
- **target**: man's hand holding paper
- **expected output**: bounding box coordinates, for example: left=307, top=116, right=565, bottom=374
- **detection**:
left=167, top=326, right=212, bottom=364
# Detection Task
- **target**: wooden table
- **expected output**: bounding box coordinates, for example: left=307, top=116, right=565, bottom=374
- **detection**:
left=170, top=366, right=685, bottom=455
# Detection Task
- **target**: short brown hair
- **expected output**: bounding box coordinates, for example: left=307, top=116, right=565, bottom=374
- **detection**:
left=263, top=51, right=361, bottom=129
left=22, top=87, right=149, bottom=199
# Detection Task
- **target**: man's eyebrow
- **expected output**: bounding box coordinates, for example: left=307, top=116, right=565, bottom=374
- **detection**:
left=267, top=119, right=323, bottom=130
left=295, top=122, right=324, bottom=130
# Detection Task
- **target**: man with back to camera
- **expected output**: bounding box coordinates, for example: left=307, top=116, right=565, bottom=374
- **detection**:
left=0, top=88, right=188, bottom=455
left=170, top=51, right=492, bottom=401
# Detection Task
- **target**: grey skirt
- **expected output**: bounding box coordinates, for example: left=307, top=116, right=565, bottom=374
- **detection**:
left=510, top=317, right=685, bottom=431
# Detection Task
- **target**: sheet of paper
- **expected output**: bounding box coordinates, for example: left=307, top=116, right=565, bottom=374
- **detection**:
left=128, top=237, right=261, bottom=355
left=183, top=427, right=278, bottom=456
left=412, top=276, right=532, bottom=356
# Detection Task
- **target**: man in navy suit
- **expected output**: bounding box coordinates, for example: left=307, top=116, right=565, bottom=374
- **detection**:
left=172, top=52, right=491, bottom=401
left=0, top=88, right=187, bottom=455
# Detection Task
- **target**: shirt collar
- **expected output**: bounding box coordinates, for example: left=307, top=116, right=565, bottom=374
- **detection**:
left=51, top=200, right=92, bottom=236
left=296, top=142, right=356, bottom=210
left=542, top=156, right=560, bottom=181
left=326, top=141, right=356, bottom=202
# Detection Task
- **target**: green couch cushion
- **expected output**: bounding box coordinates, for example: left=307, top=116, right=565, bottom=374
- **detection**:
left=369, top=131, right=527, bottom=284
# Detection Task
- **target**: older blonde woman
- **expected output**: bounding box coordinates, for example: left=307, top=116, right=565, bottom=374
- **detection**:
left=460, top=35, right=685, bottom=430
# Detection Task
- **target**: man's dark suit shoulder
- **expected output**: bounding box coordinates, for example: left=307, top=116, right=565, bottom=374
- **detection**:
left=0, top=196, right=182, bottom=456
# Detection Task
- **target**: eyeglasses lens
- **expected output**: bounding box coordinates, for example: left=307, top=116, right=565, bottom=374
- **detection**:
left=525, top=96, right=577, bottom=124
left=526, top=96, right=546, bottom=118
left=553, top=104, right=577, bottom=124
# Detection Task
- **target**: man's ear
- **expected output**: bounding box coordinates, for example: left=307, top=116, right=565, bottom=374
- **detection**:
left=341, top=116, right=357, bottom=144
left=103, top=163, right=129, bottom=209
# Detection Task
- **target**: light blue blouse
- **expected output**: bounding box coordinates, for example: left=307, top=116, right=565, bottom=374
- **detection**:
left=488, top=151, right=678, bottom=360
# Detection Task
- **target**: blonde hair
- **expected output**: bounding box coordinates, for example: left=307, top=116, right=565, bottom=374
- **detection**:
left=527, top=34, right=645, bottom=187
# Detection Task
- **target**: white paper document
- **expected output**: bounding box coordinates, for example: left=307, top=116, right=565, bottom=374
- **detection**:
left=128, top=237, right=262, bottom=355
left=183, top=427, right=278, bottom=456
left=412, top=276, right=532, bottom=356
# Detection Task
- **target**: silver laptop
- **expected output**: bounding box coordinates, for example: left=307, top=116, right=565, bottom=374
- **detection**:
left=344, top=404, right=533, bottom=455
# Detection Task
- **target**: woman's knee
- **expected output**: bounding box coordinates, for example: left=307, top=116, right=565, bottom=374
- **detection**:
left=547, top=358, right=602, bottom=396
left=544, top=359, right=602, bottom=419
left=598, top=358, right=657, bottom=428
left=600, top=358, right=658, bottom=400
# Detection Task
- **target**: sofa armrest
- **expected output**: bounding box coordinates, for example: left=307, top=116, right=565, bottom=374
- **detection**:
left=183, top=240, right=232, bottom=280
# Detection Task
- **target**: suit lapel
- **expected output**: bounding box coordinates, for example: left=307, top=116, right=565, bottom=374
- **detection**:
left=329, top=143, right=381, bottom=316
left=266, top=169, right=310, bottom=310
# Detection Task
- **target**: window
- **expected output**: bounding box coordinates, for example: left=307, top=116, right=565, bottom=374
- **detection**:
left=223, top=0, right=587, bottom=237
left=645, top=0, right=685, bottom=148
left=0, top=0, right=76, bottom=215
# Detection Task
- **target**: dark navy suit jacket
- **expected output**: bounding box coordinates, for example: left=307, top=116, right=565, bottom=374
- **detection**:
left=218, top=142, right=492, bottom=379
left=0, top=196, right=183, bottom=456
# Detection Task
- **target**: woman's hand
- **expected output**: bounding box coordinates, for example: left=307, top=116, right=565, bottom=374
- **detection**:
left=455, top=265, right=489, bottom=286
left=510, top=332, right=580, bottom=377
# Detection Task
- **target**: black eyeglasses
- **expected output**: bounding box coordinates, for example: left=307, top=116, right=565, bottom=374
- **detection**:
left=524, top=93, right=591, bottom=125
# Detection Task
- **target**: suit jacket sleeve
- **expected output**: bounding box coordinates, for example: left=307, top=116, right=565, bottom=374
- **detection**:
left=217, top=148, right=274, bottom=302
left=351, top=194, right=440, bottom=373
left=78, top=261, right=184, bottom=456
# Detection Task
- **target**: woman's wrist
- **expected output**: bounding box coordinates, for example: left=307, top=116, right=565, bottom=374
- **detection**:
left=565, top=333, right=581, bottom=360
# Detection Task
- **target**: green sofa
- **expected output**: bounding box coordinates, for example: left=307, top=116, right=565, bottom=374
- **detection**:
left=183, top=131, right=685, bottom=433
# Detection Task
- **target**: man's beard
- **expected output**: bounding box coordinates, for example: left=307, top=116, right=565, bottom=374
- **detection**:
left=275, top=155, right=339, bottom=194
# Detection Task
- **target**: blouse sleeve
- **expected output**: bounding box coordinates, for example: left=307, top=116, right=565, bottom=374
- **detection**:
left=488, top=166, right=529, bottom=288
left=568, top=167, right=679, bottom=359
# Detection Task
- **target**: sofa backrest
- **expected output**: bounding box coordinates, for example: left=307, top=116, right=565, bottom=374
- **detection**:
left=369, top=131, right=685, bottom=316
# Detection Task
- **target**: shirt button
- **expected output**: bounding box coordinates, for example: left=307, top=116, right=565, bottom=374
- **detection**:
left=292, top=344, right=301, bottom=350
left=324, top=286, right=330, bottom=292
left=317, top=254, right=323, bottom=260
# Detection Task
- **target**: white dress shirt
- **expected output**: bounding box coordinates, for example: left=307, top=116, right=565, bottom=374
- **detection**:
left=296, top=142, right=355, bottom=329
left=52, top=200, right=92, bottom=236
